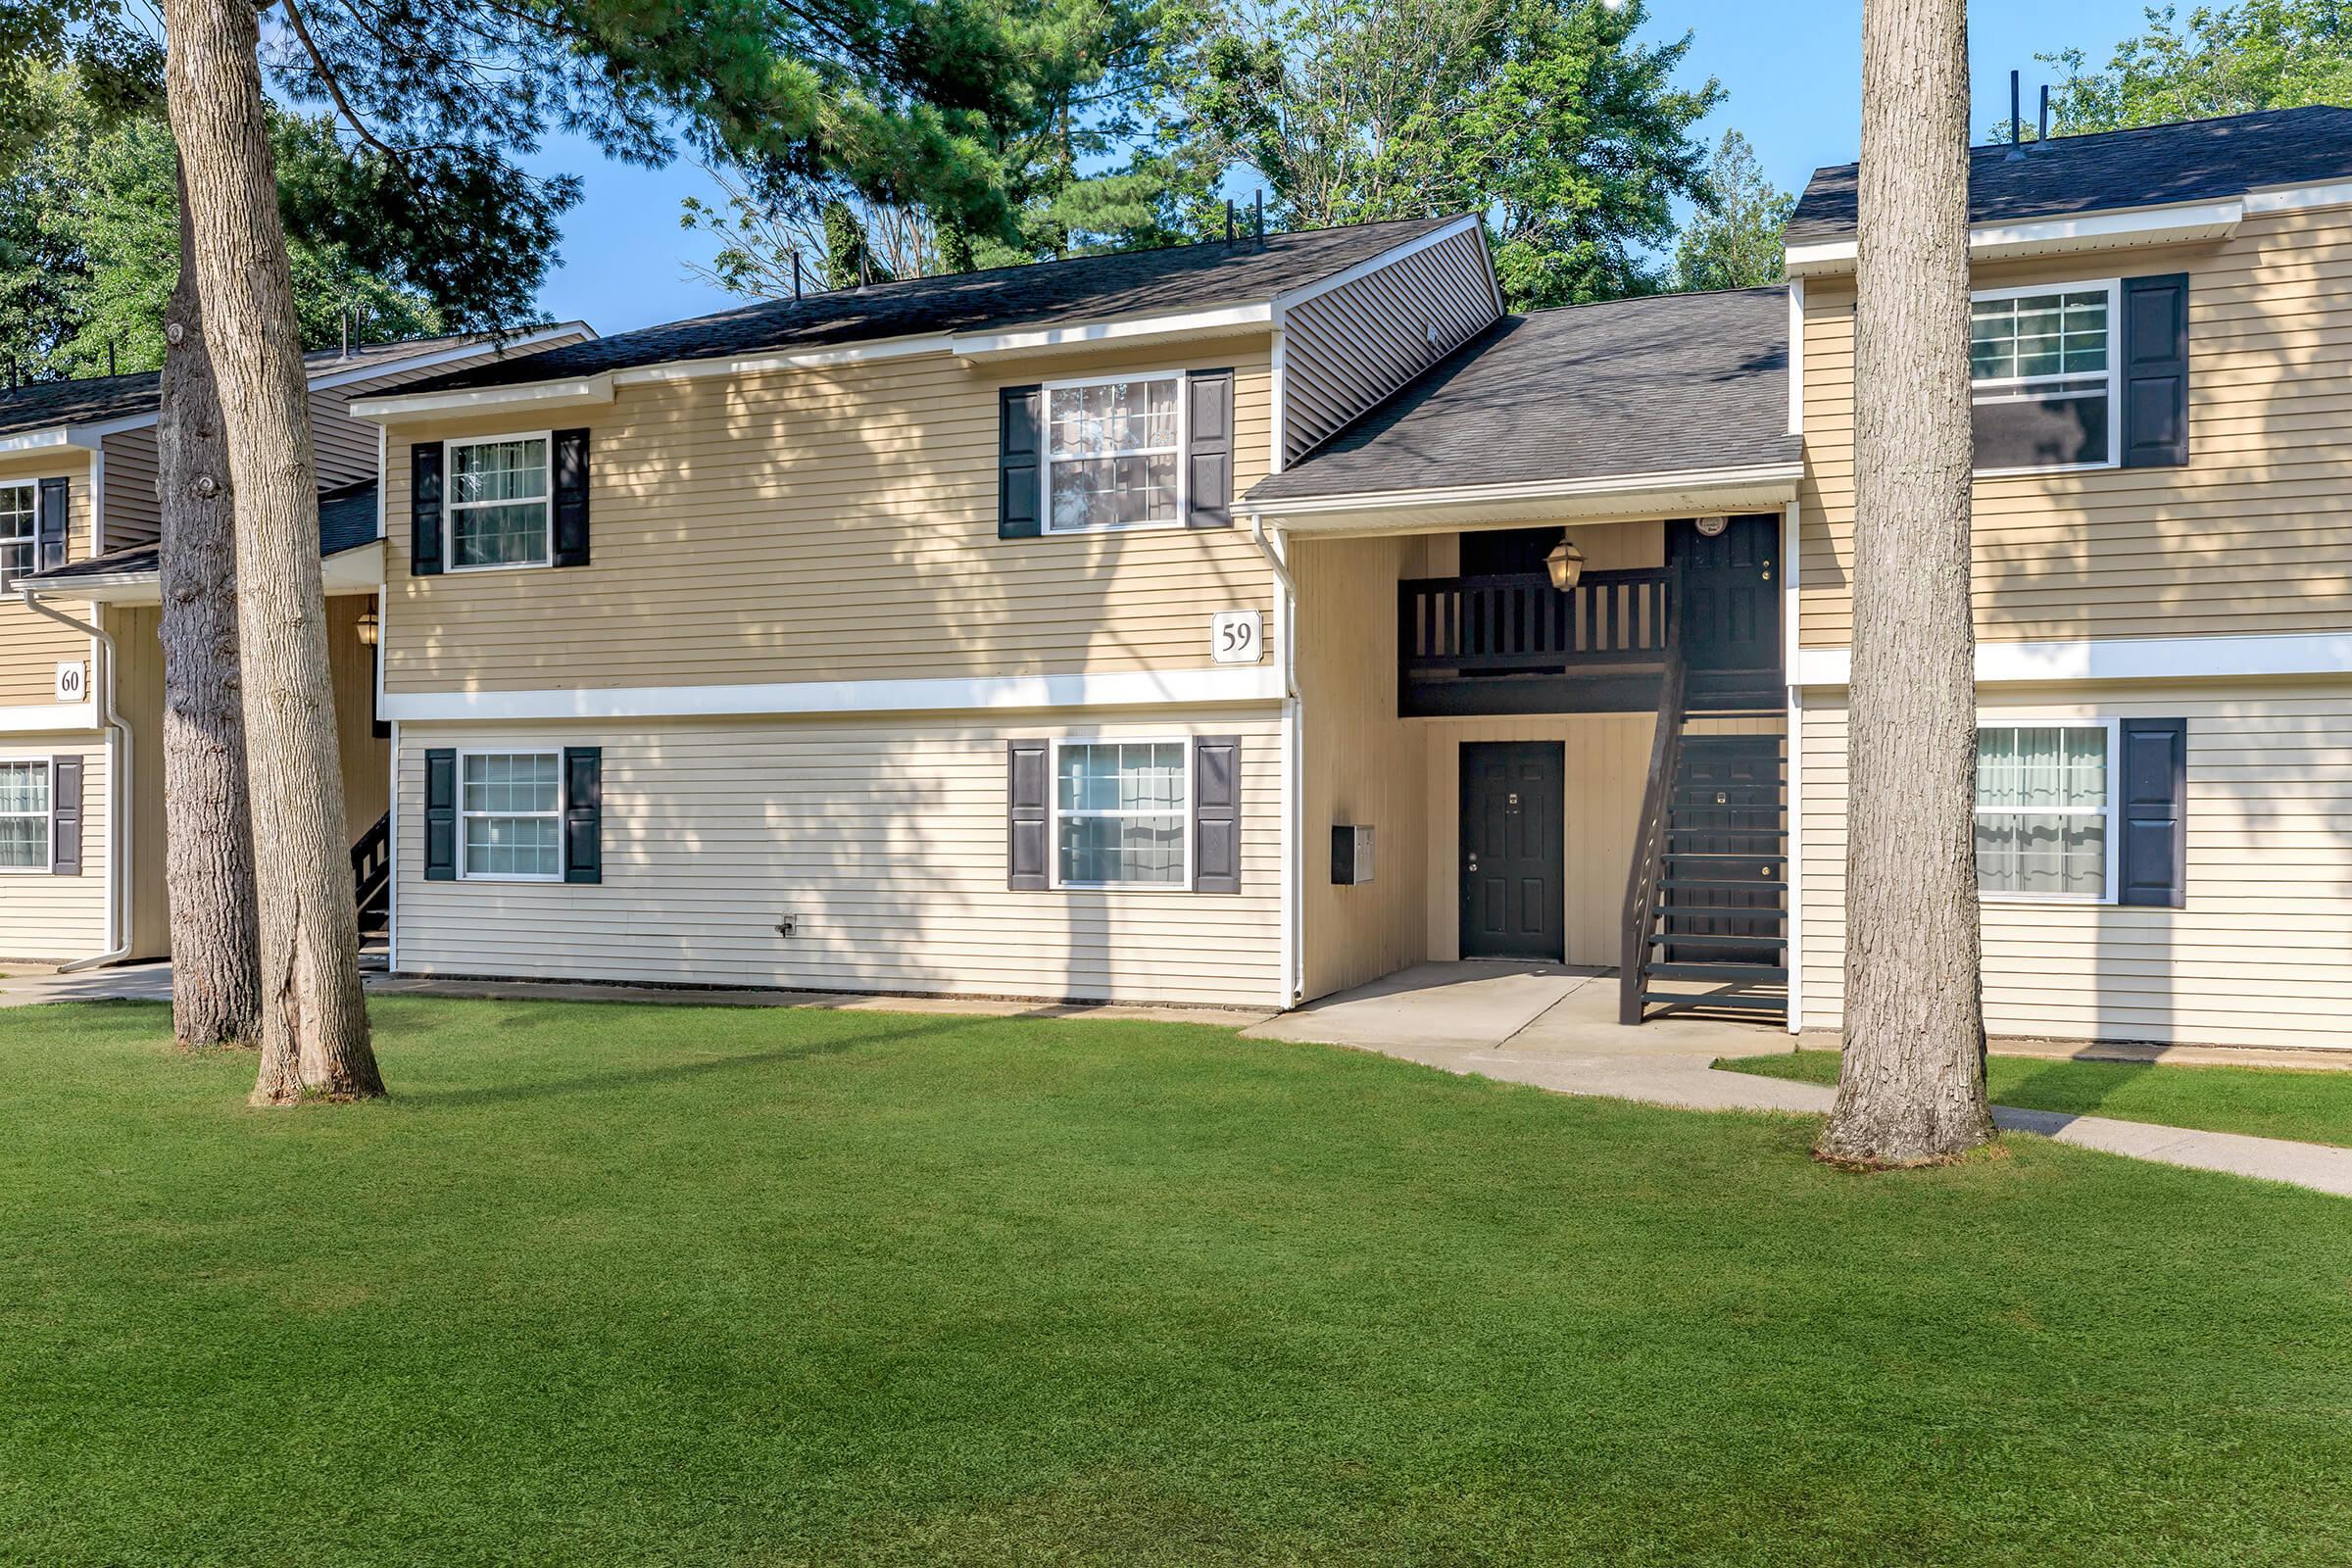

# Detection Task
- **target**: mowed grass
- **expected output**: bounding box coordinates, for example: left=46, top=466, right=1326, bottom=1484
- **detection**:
left=1719, top=1048, right=2352, bottom=1149
left=4, top=1000, right=2350, bottom=1568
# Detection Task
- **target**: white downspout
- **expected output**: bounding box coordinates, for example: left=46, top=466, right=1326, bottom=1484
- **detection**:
left=1249, top=512, right=1303, bottom=1007
left=21, top=589, right=131, bottom=970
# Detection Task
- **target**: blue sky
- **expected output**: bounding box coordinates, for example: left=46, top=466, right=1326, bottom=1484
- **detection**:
left=519, top=0, right=2167, bottom=337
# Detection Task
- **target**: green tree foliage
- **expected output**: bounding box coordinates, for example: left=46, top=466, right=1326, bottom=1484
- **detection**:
left=2034, top=1, right=2352, bottom=134
left=1190, top=0, right=1721, bottom=308
left=1672, top=129, right=1795, bottom=292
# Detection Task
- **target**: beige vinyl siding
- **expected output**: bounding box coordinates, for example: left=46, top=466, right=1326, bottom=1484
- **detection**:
left=0, top=734, right=110, bottom=960
left=0, top=451, right=98, bottom=710
left=99, top=426, right=162, bottom=548
left=1282, top=224, right=1498, bottom=466
left=1799, top=681, right=2352, bottom=1051
left=1297, top=534, right=1431, bottom=999
left=382, top=343, right=1279, bottom=695
left=393, top=710, right=1284, bottom=1006
left=1799, top=206, right=2352, bottom=647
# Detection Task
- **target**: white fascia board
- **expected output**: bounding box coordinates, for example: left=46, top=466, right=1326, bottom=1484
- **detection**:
left=0, top=428, right=73, bottom=456
left=1252, top=462, right=1804, bottom=533
left=1784, top=197, right=2245, bottom=277
left=300, top=322, right=597, bottom=392
left=950, top=305, right=1272, bottom=362
left=38, top=540, right=383, bottom=607
left=1270, top=216, right=1486, bottom=316
left=383, top=665, right=1287, bottom=724
left=616, top=334, right=953, bottom=383
left=0, top=702, right=96, bottom=733
left=1787, top=280, right=1805, bottom=437
left=351, top=372, right=616, bottom=424
left=1797, top=630, right=2352, bottom=689
left=2244, top=179, right=2352, bottom=214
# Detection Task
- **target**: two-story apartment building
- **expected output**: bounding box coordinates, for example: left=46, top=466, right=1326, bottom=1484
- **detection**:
left=0, top=325, right=587, bottom=965
left=346, top=107, right=2352, bottom=1053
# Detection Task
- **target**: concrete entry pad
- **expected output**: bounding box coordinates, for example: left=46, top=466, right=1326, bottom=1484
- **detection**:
left=1248, top=961, right=1602, bottom=1053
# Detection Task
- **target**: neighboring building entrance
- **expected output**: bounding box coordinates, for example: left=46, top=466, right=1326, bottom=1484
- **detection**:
left=1458, top=741, right=1564, bottom=960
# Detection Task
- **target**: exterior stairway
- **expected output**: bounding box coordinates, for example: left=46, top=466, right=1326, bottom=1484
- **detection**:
left=352, top=811, right=391, bottom=936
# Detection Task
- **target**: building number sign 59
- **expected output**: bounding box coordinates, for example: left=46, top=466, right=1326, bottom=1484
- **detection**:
left=1211, top=610, right=1263, bottom=664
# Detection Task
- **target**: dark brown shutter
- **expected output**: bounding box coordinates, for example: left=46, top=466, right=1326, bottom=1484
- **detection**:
left=563, top=746, right=602, bottom=884
left=35, top=476, right=69, bottom=572
left=424, top=747, right=458, bottom=880
left=1186, top=368, right=1235, bottom=529
left=2118, top=717, right=2186, bottom=908
left=411, top=441, right=446, bottom=576
left=49, top=756, right=80, bottom=876
left=1193, top=735, right=1241, bottom=893
left=2121, top=273, right=2189, bottom=468
left=1007, top=740, right=1049, bottom=889
left=999, top=386, right=1043, bottom=539
left=552, top=428, right=591, bottom=566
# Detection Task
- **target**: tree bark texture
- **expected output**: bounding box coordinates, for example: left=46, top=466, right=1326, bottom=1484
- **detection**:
left=158, top=162, right=263, bottom=1051
left=1819, top=0, right=1994, bottom=1164
left=162, top=0, right=382, bottom=1103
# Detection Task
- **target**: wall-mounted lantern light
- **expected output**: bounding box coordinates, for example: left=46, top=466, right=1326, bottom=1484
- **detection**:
left=1544, top=535, right=1585, bottom=593
left=356, top=606, right=380, bottom=647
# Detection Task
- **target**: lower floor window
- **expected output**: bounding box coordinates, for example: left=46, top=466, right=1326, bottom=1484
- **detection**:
left=0, top=760, right=47, bottom=869
left=462, top=751, right=562, bottom=879
left=1976, top=722, right=2111, bottom=901
left=1055, top=740, right=1186, bottom=886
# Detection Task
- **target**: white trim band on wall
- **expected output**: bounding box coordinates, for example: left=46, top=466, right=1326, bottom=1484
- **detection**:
left=1797, top=631, right=2352, bottom=689
left=0, top=703, right=97, bottom=734
left=380, top=665, right=1289, bottom=723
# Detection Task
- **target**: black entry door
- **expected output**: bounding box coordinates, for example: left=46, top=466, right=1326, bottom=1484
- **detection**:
left=1674, top=514, right=1782, bottom=683
left=1459, top=742, right=1564, bottom=960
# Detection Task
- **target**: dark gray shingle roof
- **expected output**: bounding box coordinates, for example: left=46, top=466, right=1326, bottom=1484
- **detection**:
left=24, top=478, right=377, bottom=585
left=1247, top=287, right=1795, bottom=506
left=1788, top=105, right=2352, bottom=245
left=401, top=218, right=1467, bottom=396
left=0, top=329, right=582, bottom=439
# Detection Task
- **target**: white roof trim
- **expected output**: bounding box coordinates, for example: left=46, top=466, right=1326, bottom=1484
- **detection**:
left=1798, top=628, right=2352, bottom=688
left=2243, top=178, right=2352, bottom=214
left=0, top=428, right=74, bottom=456
left=353, top=373, right=617, bottom=422
left=1253, top=460, right=1804, bottom=517
left=1271, top=216, right=1485, bottom=316
left=25, top=537, right=384, bottom=606
left=949, top=304, right=1273, bottom=361
left=1784, top=196, right=2245, bottom=276
left=301, top=321, right=595, bottom=392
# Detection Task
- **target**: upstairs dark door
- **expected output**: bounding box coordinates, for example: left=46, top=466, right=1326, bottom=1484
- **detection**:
left=1459, top=741, right=1563, bottom=961
left=1674, top=514, right=1782, bottom=690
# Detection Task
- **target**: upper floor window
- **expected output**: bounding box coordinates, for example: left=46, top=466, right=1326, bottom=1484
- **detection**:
left=1045, top=374, right=1183, bottom=531
left=0, top=483, right=35, bottom=588
left=1970, top=281, right=2119, bottom=473
left=1976, top=721, right=2114, bottom=903
left=448, top=434, right=552, bottom=569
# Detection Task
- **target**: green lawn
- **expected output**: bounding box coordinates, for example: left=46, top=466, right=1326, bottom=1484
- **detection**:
left=1718, top=1048, right=2352, bottom=1149
left=5, top=1000, right=2350, bottom=1567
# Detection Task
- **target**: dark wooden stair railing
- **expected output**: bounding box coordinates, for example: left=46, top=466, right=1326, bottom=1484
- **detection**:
left=1619, top=564, right=1690, bottom=1026
left=351, top=810, right=391, bottom=932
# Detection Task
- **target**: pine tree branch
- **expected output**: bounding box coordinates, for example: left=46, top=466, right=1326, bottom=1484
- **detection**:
left=274, top=0, right=406, bottom=166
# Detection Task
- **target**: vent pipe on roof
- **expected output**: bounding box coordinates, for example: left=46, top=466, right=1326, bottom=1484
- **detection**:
left=2035, top=84, right=2054, bottom=152
left=1253, top=190, right=1264, bottom=246
left=2005, top=71, right=2028, bottom=161
left=1225, top=199, right=1237, bottom=245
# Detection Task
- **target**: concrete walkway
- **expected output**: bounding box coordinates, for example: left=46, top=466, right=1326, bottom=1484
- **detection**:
left=1245, top=962, right=2352, bottom=1198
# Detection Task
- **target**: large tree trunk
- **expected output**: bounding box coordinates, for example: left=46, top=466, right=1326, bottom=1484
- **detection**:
left=1818, top=0, right=1992, bottom=1165
left=162, top=0, right=382, bottom=1103
left=158, top=161, right=262, bottom=1051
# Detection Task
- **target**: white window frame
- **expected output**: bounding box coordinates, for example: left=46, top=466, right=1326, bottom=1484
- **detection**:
left=0, top=757, right=54, bottom=874
left=444, top=431, right=555, bottom=573
left=1039, top=369, right=1190, bottom=535
left=1048, top=735, right=1194, bottom=891
left=1970, top=277, right=2123, bottom=477
left=1975, top=715, right=2120, bottom=906
left=0, top=480, right=39, bottom=591
left=456, top=747, right=564, bottom=883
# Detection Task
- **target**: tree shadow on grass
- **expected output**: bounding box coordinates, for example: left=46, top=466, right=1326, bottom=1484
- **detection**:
left=397, top=1011, right=994, bottom=1109
left=2002, top=1054, right=2155, bottom=1124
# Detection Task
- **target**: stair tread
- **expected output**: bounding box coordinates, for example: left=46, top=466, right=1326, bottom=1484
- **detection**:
left=1659, top=878, right=1788, bottom=892
left=1644, top=930, right=1784, bottom=947
left=1643, top=962, right=1789, bottom=983
left=1641, top=991, right=1788, bottom=1013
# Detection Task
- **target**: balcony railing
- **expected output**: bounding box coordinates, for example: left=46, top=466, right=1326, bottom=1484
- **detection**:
left=1399, top=567, right=1671, bottom=676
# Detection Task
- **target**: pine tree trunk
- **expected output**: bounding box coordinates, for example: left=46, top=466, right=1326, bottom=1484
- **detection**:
left=158, top=162, right=262, bottom=1051
left=1817, top=0, right=1993, bottom=1165
left=162, top=0, right=382, bottom=1102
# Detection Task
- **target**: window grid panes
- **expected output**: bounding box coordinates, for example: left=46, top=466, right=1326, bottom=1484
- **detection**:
left=1055, top=741, right=1186, bottom=886
left=1046, top=377, right=1181, bottom=531
left=461, top=752, right=562, bottom=879
left=1976, top=725, right=2109, bottom=900
left=1971, top=289, right=2109, bottom=386
left=449, top=436, right=550, bottom=568
left=0, top=761, right=49, bottom=869
left=0, top=483, right=35, bottom=589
